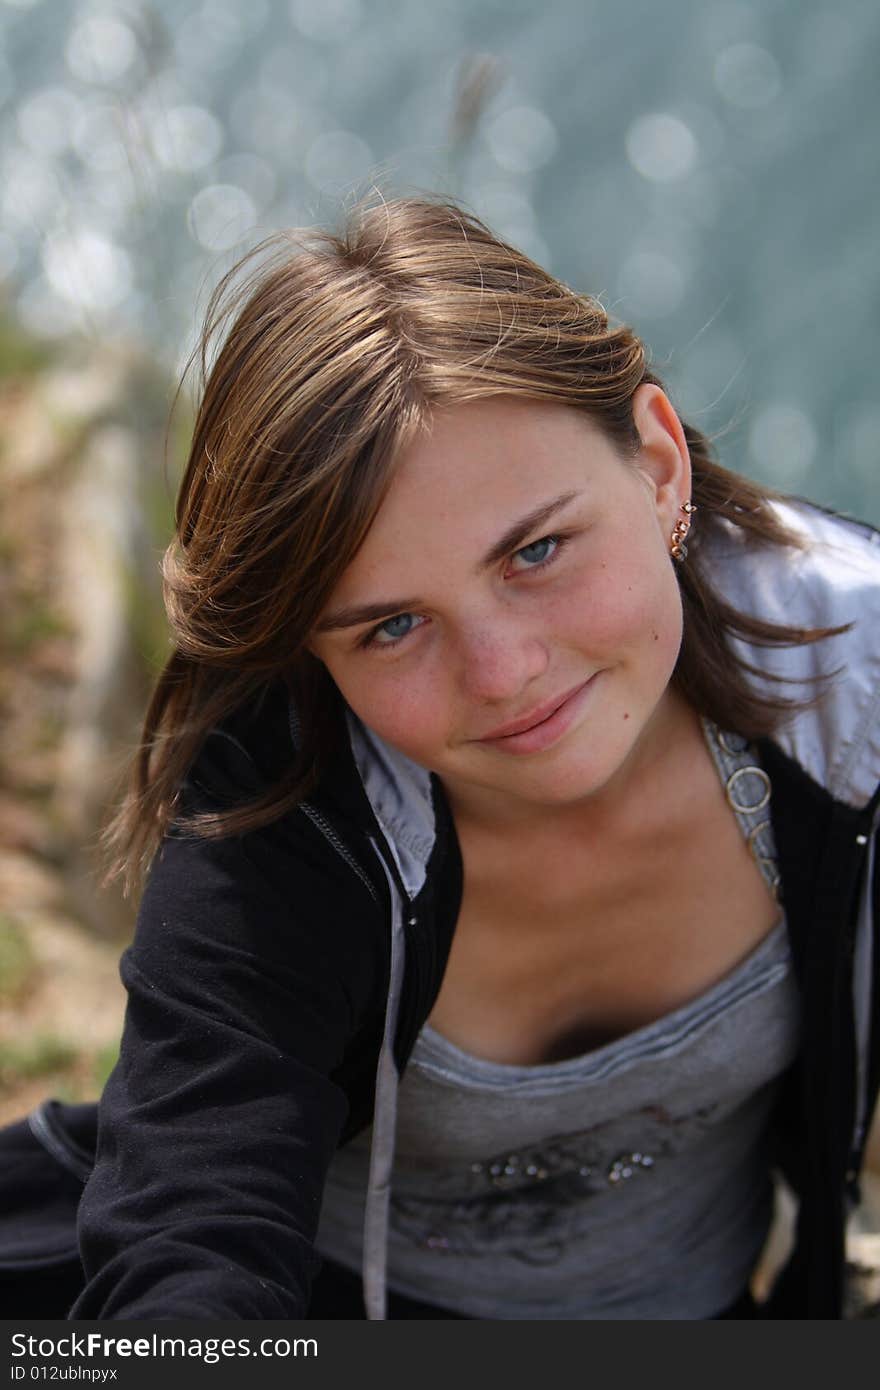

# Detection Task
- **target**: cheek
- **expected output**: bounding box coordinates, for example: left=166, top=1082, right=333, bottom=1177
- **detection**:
left=556, top=552, right=681, bottom=660
left=330, top=663, right=451, bottom=757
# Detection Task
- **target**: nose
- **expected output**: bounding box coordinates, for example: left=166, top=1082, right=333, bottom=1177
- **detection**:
left=456, top=612, right=550, bottom=705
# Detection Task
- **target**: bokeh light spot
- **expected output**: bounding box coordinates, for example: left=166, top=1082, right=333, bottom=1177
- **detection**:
left=66, top=16, right=138, bottom=85
left=187, top=184, right=258, bottom=251
left=486, top=106, right=558, bottom=175
left=714, top=43, right=781, bottom=108
left=625, top=113, right=698, bottom=182
left=749, top=403, right=818, bottom=485
left=43, top=230, right=133, bottom=312
left=17, top=86, right=82, bottom=155
left=151, top=106, right=224, bottom=173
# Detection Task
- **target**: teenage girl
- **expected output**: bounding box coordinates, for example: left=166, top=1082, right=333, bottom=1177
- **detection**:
left=3, top=195, right=878, bottom=1319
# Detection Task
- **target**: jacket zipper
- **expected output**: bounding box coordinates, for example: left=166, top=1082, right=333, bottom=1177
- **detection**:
left=847, top=805, right=878, bottom=1195
left=207, top=725, right=381, bottom=905
left=299, top=801, right=379, bottom=903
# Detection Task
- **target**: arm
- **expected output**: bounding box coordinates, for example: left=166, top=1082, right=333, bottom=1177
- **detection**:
left=70, top=798, right=385, bottom=1320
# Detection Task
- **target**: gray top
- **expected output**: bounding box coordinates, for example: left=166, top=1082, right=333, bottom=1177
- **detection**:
left=316, top=721, right=803, bottom=1318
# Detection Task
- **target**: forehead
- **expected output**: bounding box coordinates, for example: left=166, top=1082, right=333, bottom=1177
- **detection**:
left=322, top=398, right=619, bottom=603
left=377, top=395, right=609, bottom=521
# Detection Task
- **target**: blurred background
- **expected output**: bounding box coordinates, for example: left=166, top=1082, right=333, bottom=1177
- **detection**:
left=0, top=0, right=878, bottom=1296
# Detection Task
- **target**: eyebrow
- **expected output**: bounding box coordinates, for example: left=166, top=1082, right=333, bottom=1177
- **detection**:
left=315, top=488, right=583, bottom=633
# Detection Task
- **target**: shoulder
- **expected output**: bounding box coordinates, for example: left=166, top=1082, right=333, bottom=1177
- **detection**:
left=700, top=498, right=880, bottom=807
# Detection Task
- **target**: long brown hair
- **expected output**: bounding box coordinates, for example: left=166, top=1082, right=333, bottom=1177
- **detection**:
left=99, top=192, right=847, bottom=898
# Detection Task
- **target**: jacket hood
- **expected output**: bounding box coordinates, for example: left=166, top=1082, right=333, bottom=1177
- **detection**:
left=703, top=499, right=880, bottom=811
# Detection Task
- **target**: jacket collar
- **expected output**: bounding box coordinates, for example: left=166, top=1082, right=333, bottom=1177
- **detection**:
left=344, top=710, right=435, bottom=901
left=700, top=498, right=880, bottom=811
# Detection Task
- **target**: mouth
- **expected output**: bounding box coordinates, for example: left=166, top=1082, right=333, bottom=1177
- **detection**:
left=473, top=674, right=599, bottom=754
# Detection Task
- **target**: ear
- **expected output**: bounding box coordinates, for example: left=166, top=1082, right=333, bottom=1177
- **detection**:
left=630, top=384, right=692, bottom=531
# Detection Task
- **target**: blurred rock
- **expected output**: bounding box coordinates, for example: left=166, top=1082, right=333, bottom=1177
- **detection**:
left=0, top=850, right=65, bottom=913
left=0, top=796, right=55, bottom=856
left=1, top=328, right=178, bottom=939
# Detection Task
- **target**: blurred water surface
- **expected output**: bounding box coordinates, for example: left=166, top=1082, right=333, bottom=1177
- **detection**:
left=0, top=0, right=877, bottom=519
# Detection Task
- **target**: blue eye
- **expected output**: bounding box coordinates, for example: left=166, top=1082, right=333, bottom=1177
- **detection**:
left=517, top=536, right=557, bottom=565
left=362, top=612, right=422, bottom=648
left=379, top=614, right=416, bottom=641
left=509, top=534, right=564, bottom=573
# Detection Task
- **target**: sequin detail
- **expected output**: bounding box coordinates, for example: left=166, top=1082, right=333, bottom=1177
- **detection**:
left=703, top=720, right=782, bottom=901
left=389, top=1105, right=721, bottom=1263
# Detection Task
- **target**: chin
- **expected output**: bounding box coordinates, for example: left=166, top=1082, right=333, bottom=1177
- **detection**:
left=521, top=724, right=643, bottom=797
left=479, top=751, right=619, bottom=808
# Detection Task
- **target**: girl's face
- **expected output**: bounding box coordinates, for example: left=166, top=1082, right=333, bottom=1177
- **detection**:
left=309, top=386, right=692, bottom=827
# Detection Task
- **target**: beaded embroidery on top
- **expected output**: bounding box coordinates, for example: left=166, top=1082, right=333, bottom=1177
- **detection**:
left=699, top=719, right=782, bottom=902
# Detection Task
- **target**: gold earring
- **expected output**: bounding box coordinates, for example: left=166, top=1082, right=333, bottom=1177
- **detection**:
left=670, top=500, right=696, bottom=561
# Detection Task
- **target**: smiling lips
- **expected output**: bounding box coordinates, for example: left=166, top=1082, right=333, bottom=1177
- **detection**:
left=474, top=675, right=598, bottom=753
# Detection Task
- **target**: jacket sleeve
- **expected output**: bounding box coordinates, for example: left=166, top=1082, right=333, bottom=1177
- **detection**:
left=69, top=792, right=385, bottom=1320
